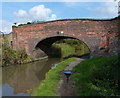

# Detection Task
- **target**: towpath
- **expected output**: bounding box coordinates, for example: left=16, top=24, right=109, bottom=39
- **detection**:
left=58, top=58, right=84, bottom=96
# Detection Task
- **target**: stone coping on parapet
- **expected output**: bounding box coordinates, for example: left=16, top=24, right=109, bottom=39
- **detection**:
left=12, top=16, right=119, bottom=28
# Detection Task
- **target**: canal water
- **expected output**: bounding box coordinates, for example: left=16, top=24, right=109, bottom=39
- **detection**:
left=2, top=58, right=62, bottom=96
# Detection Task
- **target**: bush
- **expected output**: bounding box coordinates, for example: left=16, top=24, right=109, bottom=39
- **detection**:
left=2, top=46, right=32, bottom=66
left=2, top=36, right=32, bottom=66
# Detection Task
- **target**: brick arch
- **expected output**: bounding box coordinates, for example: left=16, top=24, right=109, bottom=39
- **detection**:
left=33, top=35, right=91, bottom=58
left=35, top=35, right=91, bottom=49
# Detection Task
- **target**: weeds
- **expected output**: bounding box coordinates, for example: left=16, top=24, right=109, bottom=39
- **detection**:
left=2, top=35, right=32, bottom=66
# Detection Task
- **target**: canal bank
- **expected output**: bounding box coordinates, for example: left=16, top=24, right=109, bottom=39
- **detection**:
left=32, top=57, right=77, bottom=96
left=2, top=58, right=62, bottom=96
left=31, top=55, right=120, bottom=96
left=58, top=55, right=120, bottom=96
left=71, top=55, right=120, bottom=96
left=24, top=56, right=48, bottom=65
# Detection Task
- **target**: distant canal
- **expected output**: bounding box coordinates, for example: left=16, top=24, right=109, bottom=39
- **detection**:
left=2, top=58, right=62, bottom=96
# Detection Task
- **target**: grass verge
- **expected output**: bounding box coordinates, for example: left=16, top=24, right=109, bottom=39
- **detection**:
left=53, top=43, right=75, bottom=58
left=50, top=38, right=90, bottom=59
left=32, top=57, right=77, bottom=96
left=72, top=55, right=120, bottom=96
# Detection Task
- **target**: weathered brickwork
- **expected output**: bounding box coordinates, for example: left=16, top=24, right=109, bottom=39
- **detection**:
left=12, top=18, right=119, bottom=58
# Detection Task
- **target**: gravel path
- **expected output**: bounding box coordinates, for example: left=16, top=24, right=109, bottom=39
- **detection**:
left=58, top=58, right=84, bottom=96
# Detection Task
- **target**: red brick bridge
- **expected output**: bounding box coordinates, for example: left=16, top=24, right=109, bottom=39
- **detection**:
left=12, top=18, right=119, bottom=58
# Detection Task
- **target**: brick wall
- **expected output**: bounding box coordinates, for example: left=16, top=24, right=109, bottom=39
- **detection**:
left=12, top=18, right=119, bottom=58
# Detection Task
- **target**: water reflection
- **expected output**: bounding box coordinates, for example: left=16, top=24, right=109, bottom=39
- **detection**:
left=2, top=84, right=31, bottom=96
left=2, top=58, right=61, bottom=96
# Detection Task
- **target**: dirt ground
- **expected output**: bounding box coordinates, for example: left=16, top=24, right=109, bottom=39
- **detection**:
left=58, top=58, right=84, bottom=96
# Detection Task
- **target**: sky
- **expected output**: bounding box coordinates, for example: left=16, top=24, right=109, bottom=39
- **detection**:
left=0, top=0, right=119, bottom=34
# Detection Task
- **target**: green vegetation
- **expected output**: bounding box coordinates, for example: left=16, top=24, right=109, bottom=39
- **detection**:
left=16, top=21, right=45, bottom=26
left=50, top=43, right=75, bottom=58
left=32, top=57, right=77, bottom=96
left=50, top=39, right=90, bottom=58
left=2, top=34, right=33, bottom=66
left=17, top=22, right=32, bottom=26
left=72, top=55, right=120, bottom=96
left=2, top=46, right=32, bottom=66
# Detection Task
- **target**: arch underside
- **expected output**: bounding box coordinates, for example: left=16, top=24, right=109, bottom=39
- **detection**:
left=34, top=35, right=91, bottom=58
